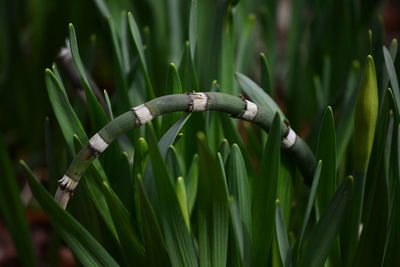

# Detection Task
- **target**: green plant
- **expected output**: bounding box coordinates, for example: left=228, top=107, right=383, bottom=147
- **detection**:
left=1, top=0, right=399, bottom=266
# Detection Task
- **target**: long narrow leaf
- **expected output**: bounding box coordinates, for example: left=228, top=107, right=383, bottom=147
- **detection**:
left=21, top=161, right=119, bottom=267
left=100, top=181, right=145, bottom=265
left=127, top=12, right=155, bottom=99
left=298, top=177, right=353, bottom=267
left=0, top=136, right=37, bottom=267
left=383, top=46, right=400, bottom=116
left=147, top=125, right=198, bottom=267
left=186, top=154, right=199, bottom=215
left=144, top=114, right=191, bottom=205
left=275, top=201, right=290, bottom=267
left=136, top=175, right=170, bottom=266
left=251, top=113, right=281, bottom=266
left=295, top=160, right=322, bottom=259
left=315, top=106, right=336, bottom=219
left=45, top=67, right=86, bottom=153
left=226, top=144, right=251, bottom=236
left=69, top=24, right=108, bottom=131
left=197, top=133, right=231, bottom=267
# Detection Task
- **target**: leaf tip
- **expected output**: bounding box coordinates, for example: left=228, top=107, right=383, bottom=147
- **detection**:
left=18, top=159, right=26, bottom=166
left=346, top=175, right=354, bottom=184
left=176, top=176, right=184, bottom=183
left=231, top=143, right=240, bottom=151
left=234, top=72, right=242, bottom=80
left=196, top=131, right=206, bottom=141
left=367, top=54, right=374, bottom=63
left=44, top=68, right=52, bottom=75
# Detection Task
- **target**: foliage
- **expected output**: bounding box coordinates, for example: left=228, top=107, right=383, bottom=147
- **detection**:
left=0, top=0, right=399, bottom=266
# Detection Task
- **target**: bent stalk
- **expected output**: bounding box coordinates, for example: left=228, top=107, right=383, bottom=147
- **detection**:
left=55, top=92, right=316, bottom=208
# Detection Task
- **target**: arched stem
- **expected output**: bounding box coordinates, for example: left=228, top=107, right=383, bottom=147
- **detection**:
left=55, top=92, right=316, bottom=208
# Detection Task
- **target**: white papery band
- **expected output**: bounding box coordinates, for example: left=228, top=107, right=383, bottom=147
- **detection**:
left=58, top=39, right=72, bottom=61
left=239, top=100, right=258, bottom=121
left=58, top=175, right=79, bottom=191
left=133, top=104, right=153, bottom=125
left=191, top=93, right=208, bottom=111
left=56, top=175, right=79, bottom=209
left=282, top=128, right=296, bottom=149
left=89, top=133, right=109, bottom=153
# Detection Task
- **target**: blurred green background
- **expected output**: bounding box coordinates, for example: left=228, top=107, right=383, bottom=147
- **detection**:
left=1, top=0, right=399, bottom=265
left=2, top=0, right=399, bottom=153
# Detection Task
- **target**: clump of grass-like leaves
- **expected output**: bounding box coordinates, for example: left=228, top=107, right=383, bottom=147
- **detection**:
left=0, top=0, right=399, bottom=266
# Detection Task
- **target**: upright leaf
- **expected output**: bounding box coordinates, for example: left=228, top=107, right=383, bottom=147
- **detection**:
left=162, top=63, right=183, bottom=132
left=298, top=177, right=353, bottom=267
left=381, top=124, right=400, bottom=266
left=343, top=56, right=379, bottom=264
left=144, top=114, right=191, bottom=205
left=294, top=160, right=323, bottom=261
left=45, top=68, right=86, bottom=153
left=354, top=55, right=379, bottom=172
left=197, top=133, right=231, bottom=267
left=251, top=113, right=281, bottom=266
left=260, top=52, right=273, bottom=95
left=136, top=175, right=170, bottom=266
left=235, top=14, right=256, bottom=73
left=69, top=24, right=108, bottom=131
left=166, top=145, right=185, bottom=181
left=275, top=201, right=290, bottom=267
left=383, top=46, right=400, bottom=116
left=100, top=181, right=145, bottom=265
left=0, top=136, right=37, bottom=267
left=147, top=125, right=198, bottom=267
left=229, top=197, right=246, bottom=265
left=189, top=0, right=197, bottom=59
left=106, top=16, right=131, bottom=111
left=127, top=12, right=155, bottom=99
left=176, top=177, right=190, bottom=231
left=186, top=154, right=199, bottom=215
left=336, top=60, right=361, bottom=167
left=226, top=144, right=251, bottom=235
left=315, top=106, right=336, bottom=218
left=380, top=40, right=397, bottom=96
left=21, top=161, right=119, bottom=267
left=179, top=41, right=199, bottom=91
left=220, top=5, right=235, bottom=94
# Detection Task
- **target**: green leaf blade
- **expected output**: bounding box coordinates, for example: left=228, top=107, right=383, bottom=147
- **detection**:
left=298, top=177, right=353, bottom=267
left=147, top=125, right=198, bottom=267
left=21, top=161, right=119, bottom=267
left=45, top=68, right=87, bottom=153
left=315, top=106, right=337, bottom=218
left=275, top=201, right=290, bottom=267
left=0, top=136, right=37, bottom=267
left=69, top=24, right=108, bottom=131
left=197, top=133, right=231, bottom=267
left=251, top=113, right=281, bottom=266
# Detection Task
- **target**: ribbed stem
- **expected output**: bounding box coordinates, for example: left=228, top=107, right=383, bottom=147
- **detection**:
left=55, top=92, right=316, bottom=208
